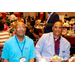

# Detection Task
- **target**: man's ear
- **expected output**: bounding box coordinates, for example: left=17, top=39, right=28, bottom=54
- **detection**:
left=14, top=28, right=16, bottom=32
left=52, top=26, right=53, bottom=31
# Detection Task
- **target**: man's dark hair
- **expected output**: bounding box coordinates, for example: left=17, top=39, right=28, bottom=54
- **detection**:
left=0, top=21, right=4, bottom=31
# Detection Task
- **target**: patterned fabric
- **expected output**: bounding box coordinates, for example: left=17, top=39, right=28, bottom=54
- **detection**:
left=54, top=36, right=61, bottom=55
left=0, top=31, right=10, bottom=47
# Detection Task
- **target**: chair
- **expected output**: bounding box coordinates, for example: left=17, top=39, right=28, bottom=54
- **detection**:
left=0, top=46, right=3, bottom=62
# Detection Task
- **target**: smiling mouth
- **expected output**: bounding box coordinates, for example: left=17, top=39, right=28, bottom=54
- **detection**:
left=19, top=31, right=24, bottom=33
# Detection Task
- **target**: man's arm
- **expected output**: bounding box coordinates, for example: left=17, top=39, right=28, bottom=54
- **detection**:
left=30, top=28, right=39, bottom=39
left=64, top=42, right=71, bottom=60
left=29, top=58, right=35, bottom=62
left=35, top=34, right=45, bottom=62
left=29, top=40, right=35, bottom=62
left=3, top=59, right=9, bottom=62
left=46, top=14, right=59, bottom=28
left=32, top=32, right=39, bottom=39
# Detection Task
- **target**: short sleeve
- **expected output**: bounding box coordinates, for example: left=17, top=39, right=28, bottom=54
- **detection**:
left=1, top=41, right=9, bottom=60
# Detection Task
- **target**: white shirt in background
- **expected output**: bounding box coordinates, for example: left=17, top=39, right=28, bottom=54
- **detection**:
left=9, top=14, right=17, bottom=21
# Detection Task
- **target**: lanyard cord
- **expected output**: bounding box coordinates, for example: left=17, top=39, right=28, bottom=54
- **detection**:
left=15, top=35, right=25, bottom=56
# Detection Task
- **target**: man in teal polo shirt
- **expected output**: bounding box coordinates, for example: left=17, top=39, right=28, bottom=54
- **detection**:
left=1, top=22, right=35, bottom=62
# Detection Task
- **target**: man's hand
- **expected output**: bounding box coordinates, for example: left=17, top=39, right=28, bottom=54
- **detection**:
left=45, top=23, right=48, bottom=27
left=29, top=28, right=34, bottom=33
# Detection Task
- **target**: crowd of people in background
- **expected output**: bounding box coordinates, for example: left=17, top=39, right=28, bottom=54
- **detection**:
left=0, top=12, right=46, bottom=61
left=0, top=12, right=72, bottom=62
left=0, top=12, right=48, bottom=41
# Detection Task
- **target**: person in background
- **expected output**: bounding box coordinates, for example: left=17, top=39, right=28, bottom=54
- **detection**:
left=0, top=21, right=10, bottom=61
left=0, top=19, right=9, bottom=31
left=21, top=18, right=24, bottom=23
left=0, top=13, right=3, bottom=20
left=24, top=16, right=28, bottom=24
left=9, top=13, right=17, bottom=23
left=32, top=16, right=34, bottom=20
left=26, top=21, right=39, bottom=41
left=35, top=21, right=70, bottom=62
left=28, top=15, right=30, bottom=21
left=1, top=22, right=35, bottom=62
left=6, top=17, right=11, bottom=26
left=44, top=12, right=59, bottom=33
left=41, top=18, right=44, bottom=23
left=30, top=17, right=35, bottom=27
left=0, top=21, right=10, bottom=47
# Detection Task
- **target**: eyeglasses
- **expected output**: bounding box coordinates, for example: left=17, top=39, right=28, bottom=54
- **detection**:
left=16, top=27, right=26, bottom=29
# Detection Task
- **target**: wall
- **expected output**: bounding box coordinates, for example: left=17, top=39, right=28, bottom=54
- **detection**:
left=23, top=12, right=75, bottom=19
left=23, top=12, right=36, bottom=18
left=56, top=12, right=75, bottom=18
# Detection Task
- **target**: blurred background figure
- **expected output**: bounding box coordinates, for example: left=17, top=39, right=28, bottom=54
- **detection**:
left=0, top=21, right=10, bottom=61
left=26, top=21, right=39, bottom=41
left=0, top=13, right=3, bottom=20
left=21, top=18, right=24, bottom=23
left=44, top=12, right=59, bottom=33
left=6, top=17, right=11, bottom=26
left=9, top=12, right=17, bottom=23
left=0, top=19, right=9, bottom=31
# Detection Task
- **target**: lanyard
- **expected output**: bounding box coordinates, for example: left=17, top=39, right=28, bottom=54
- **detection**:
left=15, top=35, right=25, bottom=56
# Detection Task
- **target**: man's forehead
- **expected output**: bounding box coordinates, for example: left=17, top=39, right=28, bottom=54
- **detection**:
left=17, top=22, right=24, bottom=25
left=16, top=22, right=25, bottom=26
left=54, top=22, right=62, bottom=26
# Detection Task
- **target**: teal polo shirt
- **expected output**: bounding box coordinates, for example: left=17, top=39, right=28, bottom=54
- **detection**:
left=1, top=35, right=35, bottom=62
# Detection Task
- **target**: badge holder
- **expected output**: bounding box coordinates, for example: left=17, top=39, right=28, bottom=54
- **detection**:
left=19, top=56, right=26, bottom=62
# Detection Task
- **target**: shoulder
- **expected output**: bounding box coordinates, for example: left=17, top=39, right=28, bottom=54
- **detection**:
left=61, top=36, right=70, bottom=45
left=25, top=36, right=33, bottom=43
left=43, top=32, right=52, bottom=36
left=5, top=35, right=15, bottom=44
left=52, top=12, right=59, bottom=17
left=53, top=12, right=58, bottom=15
left=41, top=32, right=52, bottom=39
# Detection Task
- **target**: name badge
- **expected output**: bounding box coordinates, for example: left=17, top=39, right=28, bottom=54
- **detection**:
left=19, top=56, right=26, bottom=62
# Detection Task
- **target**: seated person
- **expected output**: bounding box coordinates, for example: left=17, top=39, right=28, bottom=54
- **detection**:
left=26, top=22, right=39, bottom=41
left=6, top=18, right=11, bottom=26
left=1, top=22, right=35, bottom=62
left=35, top=21, right=71, bottom=62
left=21, top=18, right=24, bottom=23
left=0, top=19, right=9, bottom=31
left=0, top=21, right=10, bottom=47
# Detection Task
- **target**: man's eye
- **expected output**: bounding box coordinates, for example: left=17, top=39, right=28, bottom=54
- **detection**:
left=54, top=26, right=57, bottom=28
left=17, top=27, right=20, bottom=28
left=59, top=27, right=62, bottom=29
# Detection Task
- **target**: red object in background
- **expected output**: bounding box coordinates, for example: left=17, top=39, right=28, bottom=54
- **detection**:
left=14, top=12, right=21, bottom=19
left=0, top=47, right=3, bottom=51
left=1, top=13, right=6, bottom=19
left=39, top=12, right=43, bottom=20
left=64, top=36, right=75, bottom=48
left=39, top=33, right=42, bottom=38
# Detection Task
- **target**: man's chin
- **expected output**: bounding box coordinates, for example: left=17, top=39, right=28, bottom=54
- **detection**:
left=18, top=35, right=24, bottom=37
left=55, top=33, right=61, bottom=36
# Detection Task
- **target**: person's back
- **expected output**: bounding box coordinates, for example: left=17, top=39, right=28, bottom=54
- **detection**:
left=1, top=22, right=35, bottom=62
left=6, top=18, right=11, bottom=26
left=10, top=14, right=17, bottom=22
left=0, top=21, right=10, bottom=47
left=0, top=31, right=10, bottom=46
left=44, top=12, right=59, bottom=33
